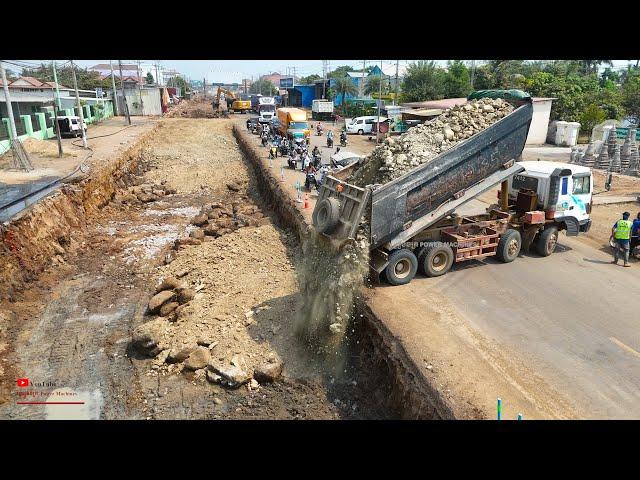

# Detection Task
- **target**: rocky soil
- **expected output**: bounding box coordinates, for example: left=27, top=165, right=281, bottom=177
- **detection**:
left=348, top=97, right=514, bottom=186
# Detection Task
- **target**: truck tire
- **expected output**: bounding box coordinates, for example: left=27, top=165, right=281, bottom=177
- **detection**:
left=535, top=226, right=558, bottom=257
left=418, top=243, right=454, bottom=277
left=358, top=129, right=364, bottom=135
left=384, top=249, right=418, bottom=286
left=312, top=198, right=341, bottom=234
left=496, top=229, right=521, bottom=263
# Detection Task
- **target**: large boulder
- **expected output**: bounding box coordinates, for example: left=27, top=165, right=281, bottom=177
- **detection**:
left=253, top=359, right=284, bottom=383
left=155, top=276, right=184, bottom=294
left=183, top=347, right=211, bottom=371
left=148, top=290, right=176, bottom=314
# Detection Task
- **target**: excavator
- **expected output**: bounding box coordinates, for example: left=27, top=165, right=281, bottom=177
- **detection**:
left=213, top=87, right=251, bottom=114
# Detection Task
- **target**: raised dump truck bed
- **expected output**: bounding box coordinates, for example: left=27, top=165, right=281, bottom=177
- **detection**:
left=311, top=93, right=544, bottom=285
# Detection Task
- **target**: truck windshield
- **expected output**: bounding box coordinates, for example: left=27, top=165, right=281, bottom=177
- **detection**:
left=290, top=122, right=309, bottom=129
left=260, top=106, right=275, bottom=112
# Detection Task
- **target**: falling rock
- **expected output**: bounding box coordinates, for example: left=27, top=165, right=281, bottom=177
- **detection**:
left=148, top=290, right=176, bottom=314
left=183, top=347, right=211, bottom=371
left=253, top=359, right=284, bottom=383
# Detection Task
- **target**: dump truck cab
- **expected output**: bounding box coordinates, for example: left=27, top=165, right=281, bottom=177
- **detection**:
left=277, top=108, right=311, bottom=141
left=509, top=161, right=593, bottom=234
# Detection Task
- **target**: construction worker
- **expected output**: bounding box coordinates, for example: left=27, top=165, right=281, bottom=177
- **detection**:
left=612, top=211, right=632, bottom=267
left=631, top=212, right=640, bottom=255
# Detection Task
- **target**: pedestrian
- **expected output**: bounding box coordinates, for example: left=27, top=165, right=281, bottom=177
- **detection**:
left=631, top=212, right=640, bottom=254
left=612, top=211, right=633, bottom=267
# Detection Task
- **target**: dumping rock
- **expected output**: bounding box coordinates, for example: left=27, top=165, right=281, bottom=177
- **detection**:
left=191, top=214, right=209, bottom=226
left=208, top=363, right=250, bottom=388
left=167, top=346, right=195, bottom=364
left=159, top=301, right=180, bottom=317
left=177, top=288, right=195, bottom=304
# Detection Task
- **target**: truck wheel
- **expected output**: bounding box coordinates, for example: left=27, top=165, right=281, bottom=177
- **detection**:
left=312, top=198, right=341, bottom=234
left=535, top=226, right=558, bottom=257
left=496, top=229, right=521, bottom=263
left=384, top=249, right=418, bottom=286
left=418, top=243, right=454, bottom=277
left=358, top=129, right=364, bottom=135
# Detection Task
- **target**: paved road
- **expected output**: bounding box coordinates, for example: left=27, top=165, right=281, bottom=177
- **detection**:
left=416, top=200, right=640, bottom=418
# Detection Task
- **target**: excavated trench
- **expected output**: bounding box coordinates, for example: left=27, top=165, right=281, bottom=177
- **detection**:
left=1, top=118, right=408, bottom=419
left=234, top=125, right=445, bottom=419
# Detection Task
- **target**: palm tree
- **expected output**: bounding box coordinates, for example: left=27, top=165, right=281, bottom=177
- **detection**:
left=364, top=75, right=387, bottom=96
left=332, top=76, right=358, bottom=109
left=580, top=60, right=613, bottom=74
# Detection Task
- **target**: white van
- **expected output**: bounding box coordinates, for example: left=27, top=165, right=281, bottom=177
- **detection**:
left=346, top=115, right=388, bottom=135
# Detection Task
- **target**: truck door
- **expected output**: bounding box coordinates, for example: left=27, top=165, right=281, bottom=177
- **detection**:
left=568, top=173, right=592, bottom=222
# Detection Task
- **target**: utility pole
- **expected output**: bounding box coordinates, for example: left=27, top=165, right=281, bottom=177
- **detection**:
left=109, top=61, right=119, bottom=115
left=52, top=99, right=63, bottom=158
left=322, top=60, right=327, bottom=99
left=361, top=60, right=366, bottom=97
left=292, top=67, right=296, bottom=88
left=118, top=60, right=131, bottom=125
left=70, top=60, right=88, bottom=148
left=393, top=60, right=399, bottom=106
left=1, top=61, right=19, bottom=145
left=376, top=60, right=382, bottom=145
left=470, top=60, right=476, bottom=89
left=155, top=62, right=160, bottom=86
left=203, top=77, right=206, bottom=97
left=137, top=60, right=144, bottom=115
left=51, top=61, right=62, bottom=109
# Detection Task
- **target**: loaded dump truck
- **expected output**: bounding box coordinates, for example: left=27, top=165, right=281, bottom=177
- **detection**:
left=311, top=90, right=593, bottom=285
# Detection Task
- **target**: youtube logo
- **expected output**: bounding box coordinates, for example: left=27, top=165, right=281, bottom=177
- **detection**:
left=17, top=378, right=29, bottom=387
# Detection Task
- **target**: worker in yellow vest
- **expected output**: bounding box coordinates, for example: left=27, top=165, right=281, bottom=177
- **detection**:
left=612, top=211, right=632, bottom=267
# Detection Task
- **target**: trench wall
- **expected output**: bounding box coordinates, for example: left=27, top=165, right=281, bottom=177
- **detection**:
left=233, top=124, right=456, bottom=419
left=0, top=124, right=160, bottom=300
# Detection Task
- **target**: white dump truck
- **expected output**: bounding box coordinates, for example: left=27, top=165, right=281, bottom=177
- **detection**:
left=312, top=91, right=593, bottom=285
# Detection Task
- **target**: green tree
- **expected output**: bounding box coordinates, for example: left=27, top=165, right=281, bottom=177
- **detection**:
left=145, top=72, right=154, bottom=84
left=328, top=65, right=354, bottom=79
left=169, top=75, right=191, bottom=93
left=579, top=104, right=607, bottom=135
left=399, top=61, right=446, bottom=102
left=22, top=62, right=111, bottom=90
left=249, top=79, right=277, bottom=95
left=298, top=74, right=320, bottom=84
left=332, top=76, right=358, bottom=108
left=580, top=60, right=613, bottom=74
left=622, top=70, right=640, bottom=122
left=364, top=75, right=387, bottom=96
left=444, top=60, right=472, bottom=98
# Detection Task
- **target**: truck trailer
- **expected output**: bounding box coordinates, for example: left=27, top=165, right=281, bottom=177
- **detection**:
left=311, top=91, right=593, bottom=286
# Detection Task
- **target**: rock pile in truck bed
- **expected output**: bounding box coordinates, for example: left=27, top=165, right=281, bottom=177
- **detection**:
left=347, top=97, right=515, bottom=187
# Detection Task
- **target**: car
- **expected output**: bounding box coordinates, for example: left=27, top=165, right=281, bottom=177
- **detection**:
left=346, top=115, right=388, bottom=135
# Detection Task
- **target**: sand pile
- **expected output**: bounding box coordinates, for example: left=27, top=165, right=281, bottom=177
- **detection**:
left=348, top=98, right=514, bottom=187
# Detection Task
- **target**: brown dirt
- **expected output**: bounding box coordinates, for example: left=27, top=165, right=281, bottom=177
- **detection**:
left=0, top=117, right=398, bottom=420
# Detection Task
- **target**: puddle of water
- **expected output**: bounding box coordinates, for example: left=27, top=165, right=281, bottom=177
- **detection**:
left=45, top=388, right=104, bottom=420
left=142, top=206, right=200, bottom=217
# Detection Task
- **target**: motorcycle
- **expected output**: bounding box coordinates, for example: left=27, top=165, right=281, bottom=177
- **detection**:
left=609, top=234, right=640, bottom=259
left=326, top=136, right=334, bottom=148
left=340, top=134, right=347, bottom=147
left=287, top=156, right=298, bottom=170
left=316, top=125, right=324, bottom=136
left=304, top=172, right=318, bottom=192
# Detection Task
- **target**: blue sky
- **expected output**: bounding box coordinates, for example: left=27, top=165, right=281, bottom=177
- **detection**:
left=9, top=60, right=637, bottom=84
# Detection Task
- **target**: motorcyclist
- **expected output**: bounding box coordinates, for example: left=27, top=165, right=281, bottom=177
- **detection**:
left=316, top=122, right=323, bottom=135
left=327, top=130, right=334, bottom=148
left=304, top=163, right=318, bottom=191
left=340, top=129, right=347, bottom=146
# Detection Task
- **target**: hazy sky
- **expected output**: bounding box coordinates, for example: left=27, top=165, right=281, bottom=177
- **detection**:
left=10, top=60, right=636, bottom=84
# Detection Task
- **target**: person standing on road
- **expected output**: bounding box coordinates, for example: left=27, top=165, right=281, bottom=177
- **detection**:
left=631, top=212, right=640, bottom=254
left=612, top=211, right=632, bottom=267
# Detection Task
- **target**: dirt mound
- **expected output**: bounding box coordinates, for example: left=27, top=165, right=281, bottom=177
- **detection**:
left=165, top=98, right=223, bottom=118
left=348, top=97, right=514, bottom=186
left=0, top=137, right=77, bottom=163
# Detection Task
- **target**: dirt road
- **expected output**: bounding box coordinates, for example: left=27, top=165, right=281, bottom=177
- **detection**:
left=0, top=117, right=397, bottom=419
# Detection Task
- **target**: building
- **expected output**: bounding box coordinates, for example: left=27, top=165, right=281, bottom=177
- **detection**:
left=285, top=85, right=315, bottom=108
